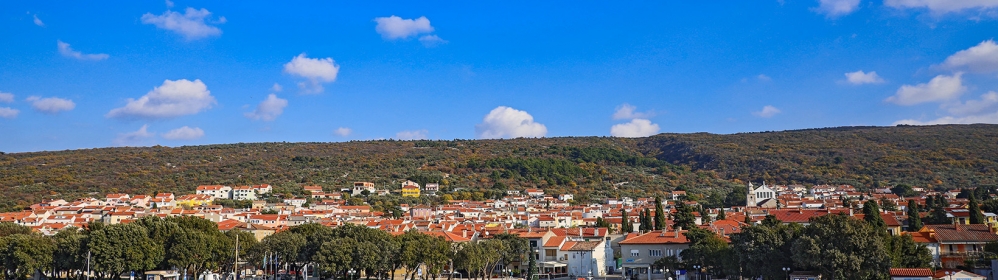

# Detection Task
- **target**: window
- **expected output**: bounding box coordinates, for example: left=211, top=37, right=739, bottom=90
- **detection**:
left=649, top=250, right=662, bottom=257
left=530, top=241, right=537, bottom=247
left=630, top=250, right=639, bottom=257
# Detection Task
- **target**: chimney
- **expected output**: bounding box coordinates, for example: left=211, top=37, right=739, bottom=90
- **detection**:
left=720, top=228, right=725, bottom=237
left=462, top=229, right=468, bottom=238
left=849, top=208, right=853, bottom=216
left=675, top=227, right=680, bottom=238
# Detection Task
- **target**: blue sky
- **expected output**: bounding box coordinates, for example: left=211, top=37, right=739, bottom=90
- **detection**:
left=2, top=1, right=998, bottom=152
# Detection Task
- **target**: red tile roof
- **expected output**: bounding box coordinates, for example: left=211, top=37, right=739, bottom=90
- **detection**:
left=889, top=268, right=932, bottom=277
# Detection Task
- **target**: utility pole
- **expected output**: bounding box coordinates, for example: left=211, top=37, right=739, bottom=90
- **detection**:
left=86, top=250, right=91, bottom=280
left=234, top=234, right=240, bottom=280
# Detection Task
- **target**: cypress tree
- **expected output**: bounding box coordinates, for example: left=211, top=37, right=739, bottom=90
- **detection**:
left=621, top=208, right=632, bottom=233
left=717, top=208, right=726, bottom=221
left=863, top=200, right=886, bottom=230
left=907, top=200, right=923, bottom=231
left=644, top=208, right=653, bottom=232
left=654, top=196, right=666, bottom=230
left=638, top=209, right=647, bottom=232
left=928, top=195, right=949, bottom=224
left=970, top=190, right=985, bottom=224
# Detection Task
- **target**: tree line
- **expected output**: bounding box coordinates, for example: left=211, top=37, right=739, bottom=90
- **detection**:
left=0, top=220, right=529, bottom=280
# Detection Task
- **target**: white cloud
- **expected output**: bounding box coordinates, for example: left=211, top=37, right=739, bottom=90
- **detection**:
left=0, top=107, right=18, bottom=119
left=815, top=0, right=861, bottom=17
left=419, top=35, right=447, bottom=47
left=395, top=129, right=429, bottom=140
left=271, top=83, right=283, bottom=92
left=612, top=103, right=655, bottom=120
left=141, top=8, right=223, bottom=40
left=162, top=126, right=204, bottom=140
left=33, top=15, right=44, bottom=27
left=885, top=73, right=966, bottom=106
left=885, top=0, right=998, bottom=14
left=944, top=91, right=998, bottom=115
left=165, top=0, right=174, bottom=8
left=107, top=79, right=216, bottom=119
left=475, top=106, right=548, bottom=139
left=283, top=53, right=340, bottom=94
left=113, top=125, right=155, bottom=146
left=374, top=16, right=434, bottom=40
left=757, top=74, right=772, bottom=82
left=57, top=40, right=109, bottom=61
left=26, top=96, right=75, bottom=114
left=334, top=127, right=352, bottom=137
left=0, top=92, right=13, bottom=103
left=844, top=70, right=885, bottom=84
left=610, top=119, right=660, bottom=138
left=941, top=40, right=998, bottom=73
left=753, top=105, right=782, bottom=118
left=244, top=94, right=288, bottom=121
left=894, top=111, right=998, bottom=125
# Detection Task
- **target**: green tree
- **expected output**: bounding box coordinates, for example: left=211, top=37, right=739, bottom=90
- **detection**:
left=680, top=228, right=737, bottom=278
left=89, top=223, right=163, bottom=280
left=890, top=184, right=917, bottom=197
left=927, top=195, right=949, bottom=225
left=730, top=220, right=801, bottom=280
left=315, top=238, right=355, bottom=279
left=638, top=210, right=648, bottom=232
left=969, top=190, right=985, bottom=224
left=791, top=214, right=890, bottom=280
left=673, top=203, right=696, bottom=230
left=52, top=228, right=87, bottom=279
left=654, top=197, right=666, bottom=230
left=166, top=229, right=225, bottom=278
left=0, top=223, right=31, bottom=238
left=884, top=234, right=931, bottom=268
left=259, top=231, right=306, bottom=280
left=862, top=200, right=886, bottom=231
left=906, top=200, right=923, bottom=231
left=620, top=208, right=632, bottom=233
left=716, top=208, right=726, bottom=221
left=0, top=233, right=55, bottom=280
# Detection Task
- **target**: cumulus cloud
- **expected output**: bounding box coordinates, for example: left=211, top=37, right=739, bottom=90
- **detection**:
left=757, top=74, right=772, bottom=82
left=33, top=15, right=44, bottom=27
left=844, top=70, right=885, bottom=84
left=141, top=7, right=224, bottom=40
left=162, top=126, right=204, bottom=140
left=894, top=112, right=998, bottom=125
left=475, top=106, right=547, bottom=139
left=26, top=96, right=75, bottom=114
left=271, top=83, right=283, bottom=92
left=113, top=125, right=155, bottom=146
left=283, top=53, right=340, bottom=94
left=814, top=0, right=861, bottom=17
left=0, top=107, right=18, bottom=119
left=610, top=119, right=660, bottom=138
left=244, top=94, right=288, bottom=121
left=941, top=40, right=998, bottom=73
left=885, top=73, right=966, bottom=106
left=57, top=40, right=109, bottom=61
left=334, top=127, right=352, bottom=137
left=885, top=0, right=998, bottom=14
left=0, top=92, right=13, bottom=103
left=106, top=79, right=216, bottom=119
left=944, top=91, right=998, bottom=116
left=612, top=103, right=655, bottom=120
left=753, top=105, right=782, bottom=118
left=395, top=129, right=429, bottom=140
left=375, top=16, right=434, bottom=40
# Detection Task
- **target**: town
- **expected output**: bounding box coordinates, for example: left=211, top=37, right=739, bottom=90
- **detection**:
left=1, top=180, right=996, bottom=280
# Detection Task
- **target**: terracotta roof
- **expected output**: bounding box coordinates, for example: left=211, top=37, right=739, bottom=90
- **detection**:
left=619, top=230, right=689, bottom=245
left=924, top=224, right=998, bottom=243
left=567, top=241, right=602, bottom=251
left=889, top=268, right=933, bottom=277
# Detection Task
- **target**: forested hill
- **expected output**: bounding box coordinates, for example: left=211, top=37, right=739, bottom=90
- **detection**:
left=1, top=124, right=996, bottom=211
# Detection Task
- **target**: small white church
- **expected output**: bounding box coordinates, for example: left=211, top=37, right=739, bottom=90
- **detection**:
left=746, top=182, right=778, bottom=208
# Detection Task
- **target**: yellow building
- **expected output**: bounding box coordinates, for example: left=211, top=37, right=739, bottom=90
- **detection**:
left=401, top=185, right=420, bottom=197
left=175, top=194, right=214, bottom=208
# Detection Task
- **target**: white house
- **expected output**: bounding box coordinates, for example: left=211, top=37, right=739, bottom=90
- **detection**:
left=232, top=186, right=257, bottom=201
left=196, top=185, right=232, bottom=199
left=565, top=240, right=608, bottom=277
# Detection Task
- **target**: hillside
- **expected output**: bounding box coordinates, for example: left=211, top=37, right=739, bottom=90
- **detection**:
left=1, top=124, right=996, bottom=211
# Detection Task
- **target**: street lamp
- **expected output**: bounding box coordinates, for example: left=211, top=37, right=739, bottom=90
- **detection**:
left=945, top=271, right=954, bottom=280
left=692, top=265, right=700, bottom=280
left=348, top=269, right=356, bottom=280
left=782, top=267, right=791, bottom=280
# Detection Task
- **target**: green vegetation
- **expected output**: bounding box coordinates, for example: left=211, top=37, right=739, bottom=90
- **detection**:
left=1, top=124, right=997, bottom=211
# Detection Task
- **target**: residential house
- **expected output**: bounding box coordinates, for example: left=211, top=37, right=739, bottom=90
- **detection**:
left=232, top=186, right=258, bottom=201
left=402, top=185, right=420, bottom=198
left=196, top=185, right=232, bottom=199
left=424, top=183, right=440, bottom=196
left=920, top=224, right=998, bottom=268
left=933, top=269, right=986, bottom=280
left=618, top=229, right=691, bottom=278
left=352, top=182, right=376, bottom=196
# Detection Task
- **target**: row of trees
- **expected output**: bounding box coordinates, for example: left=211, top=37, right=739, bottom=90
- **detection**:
left=657, top=213, right=932, bottom=280
left=1, top=219, right=531, bottom=280
left=0, top=217, right=256, bottom=280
